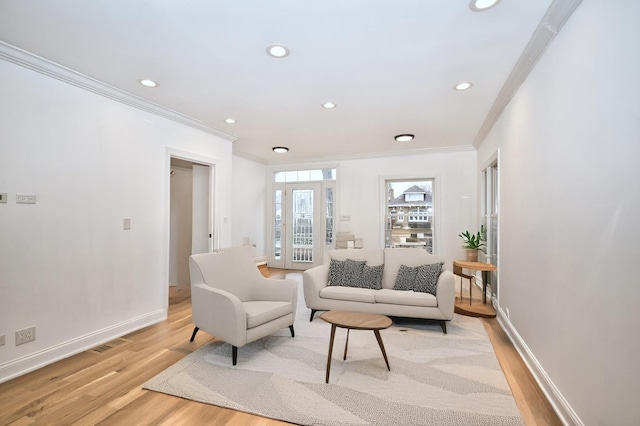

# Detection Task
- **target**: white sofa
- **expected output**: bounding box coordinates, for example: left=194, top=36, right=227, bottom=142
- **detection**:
left=303, top=248, right=455, bottom=333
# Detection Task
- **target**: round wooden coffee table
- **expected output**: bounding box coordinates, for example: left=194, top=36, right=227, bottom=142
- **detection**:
left=319, top=310, right=393, bottom=383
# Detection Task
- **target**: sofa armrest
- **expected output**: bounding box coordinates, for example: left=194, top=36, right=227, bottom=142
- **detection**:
left=302, top=264, right=329, bottom=308
left=435, top=270, right=456, bottom=320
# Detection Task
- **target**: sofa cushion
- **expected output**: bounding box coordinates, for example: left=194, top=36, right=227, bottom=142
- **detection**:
left=375, top=289, right=437, bottom=307
left=414, top=262, right=444, bottom=295
left=243, top=301, right=293, bottom=329
left=362, top=264, right=384, bottom=289
left=394, top=264, right=419, bottom=291
left=320, top=286, right=377, bottom=303
left=328, top=259, right=345, bottom=286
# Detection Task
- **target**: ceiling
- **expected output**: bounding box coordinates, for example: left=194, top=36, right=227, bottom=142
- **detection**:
left=0, top=0, right=556, bottom=164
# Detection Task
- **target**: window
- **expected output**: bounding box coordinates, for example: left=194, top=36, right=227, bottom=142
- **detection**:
left=385, top=179, right=434, bottom=253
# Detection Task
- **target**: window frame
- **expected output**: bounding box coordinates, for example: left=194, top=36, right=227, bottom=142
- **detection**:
left=380, top=175, right=439, bottom=254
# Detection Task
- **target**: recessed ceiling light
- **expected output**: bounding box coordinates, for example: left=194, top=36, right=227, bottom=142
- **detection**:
left=469, top=0, right=502, bottom=12
left=273, top=146, right=289, bottom=153
left=394, top=134, right=415, bottom=143
left=266, top=44, right=290, bottom=58
left=224, top=118, right=237, bottom=124
left=139, top=79, right=158, bottom=88
left=322, top=102, right=337, bottom=109
left=454, top=82, right=473, bottom=91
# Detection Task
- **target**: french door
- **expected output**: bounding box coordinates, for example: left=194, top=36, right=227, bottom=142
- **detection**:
left=275, top=183, right=323, bottom=270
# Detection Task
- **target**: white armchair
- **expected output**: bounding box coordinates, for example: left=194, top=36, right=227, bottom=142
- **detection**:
left=188, top=246, right=298, bottom=365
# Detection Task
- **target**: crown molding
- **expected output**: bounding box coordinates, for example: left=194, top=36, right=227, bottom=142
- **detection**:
left=0, top=41, right=238, bottom=143
left=260, top=144, right=476, bottom=166
left=472, top=0, right=583, bottom=148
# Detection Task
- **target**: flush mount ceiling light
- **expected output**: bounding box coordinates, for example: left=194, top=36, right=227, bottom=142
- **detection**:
left=138, top=79, right=159, bottom=88
left=272, top=146, right=289, bottom=153
left=454, top=81, right=474, bottom=91
left=224, top=118, right=237, bottom=124
left=266, top=44, right=290, bottom=58
left=322, top=102, right=337, bottom=109
left=394, top=134, right=415, bottom=143
left=469, top=0, right=502, bottom=11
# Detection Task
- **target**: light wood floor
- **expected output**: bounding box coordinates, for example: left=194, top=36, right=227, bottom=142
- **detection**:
left=0, top=269, right=561, bottom=425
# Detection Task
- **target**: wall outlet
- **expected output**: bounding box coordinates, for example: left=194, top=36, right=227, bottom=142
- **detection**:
left=15, top=326, right=36, bottom=345
left=16, top=194, right=37, bottom=204
left=340, top=215, right=351, bottom=222
left=0, top=334, right=5, bottom=346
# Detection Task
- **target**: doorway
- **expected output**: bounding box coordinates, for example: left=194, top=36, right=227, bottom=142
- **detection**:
left=168, top=156, right=214, bottom=303
left=283, top=183, right=322, bottom=270
left=269, top=168, right=336, bottom=270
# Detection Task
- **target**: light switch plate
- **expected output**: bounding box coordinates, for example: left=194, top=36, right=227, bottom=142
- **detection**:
left=16, top=194, right=36, bottom=204
left=0, top=193, right=6, bottom=203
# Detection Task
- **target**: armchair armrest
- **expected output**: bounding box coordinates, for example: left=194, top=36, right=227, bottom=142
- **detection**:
left=191, top=283, right=247, bottom=347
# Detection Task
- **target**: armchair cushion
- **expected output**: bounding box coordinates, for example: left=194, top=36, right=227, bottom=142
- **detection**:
left=243, top=301, right=293, bottom=329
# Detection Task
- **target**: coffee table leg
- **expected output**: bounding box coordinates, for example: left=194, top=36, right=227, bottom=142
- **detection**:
left=343, top=329, right=350, bottom=360
left=374, top=330, right=390, bottom=371
left=326, top=324, right=337, bottom=383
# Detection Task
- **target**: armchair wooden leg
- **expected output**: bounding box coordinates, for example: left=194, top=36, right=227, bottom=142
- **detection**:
left=439, top=321, right=447, bottom=334
left=232, top=346, right=238, bottom=365
left=289, top=325, right=295, bottom=337
left=310, top=309, right=317, bottom=322
left=189, top=326, right=199, bottom=342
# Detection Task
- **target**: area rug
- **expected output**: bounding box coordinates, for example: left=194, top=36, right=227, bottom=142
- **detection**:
left=144, top=274, right=522, bottom=425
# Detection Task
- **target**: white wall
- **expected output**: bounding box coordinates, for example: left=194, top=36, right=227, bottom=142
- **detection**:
left=232, top=155, right=267, bottom=256
left=269, top=148, right=477, bottom=267
left=0, top=57, right=233, bottom=382
left=477, top=1, right=640, bottom=424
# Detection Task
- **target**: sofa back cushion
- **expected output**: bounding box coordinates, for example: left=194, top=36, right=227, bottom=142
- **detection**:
left=382, top=248, right=446, bottom=290
left=328, top=248, right=384, bottom=264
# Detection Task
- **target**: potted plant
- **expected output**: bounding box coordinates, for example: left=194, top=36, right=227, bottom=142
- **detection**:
left=459, top=225, right=486, bottom=262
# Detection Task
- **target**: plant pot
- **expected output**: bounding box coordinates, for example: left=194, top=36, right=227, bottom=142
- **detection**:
left=466, top=249, right=479, bottom=262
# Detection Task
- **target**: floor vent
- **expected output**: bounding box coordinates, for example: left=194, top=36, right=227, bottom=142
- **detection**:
left=89, top=338, right=132, bottom=354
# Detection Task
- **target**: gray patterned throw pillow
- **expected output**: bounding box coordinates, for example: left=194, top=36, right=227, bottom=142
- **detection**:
left=414, top=262, right=444, bottom=295
left=362, top=264, right=384, bottom=289
left=394, top=264, right=418, bottom=291
left=342, top=259, right=366, bottom=287
left=328, top=259, right=345, bottom=286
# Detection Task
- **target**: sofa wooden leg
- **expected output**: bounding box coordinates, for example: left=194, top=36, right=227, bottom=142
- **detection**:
left=232, top=346, right=238, bottom=365
left=189, top=326, right=199, bottom=342
left=310, top=309, right=317, bottom=322
left=439, top=321, right=447, bottom=334
left=289, top=325, right=295, bottom=337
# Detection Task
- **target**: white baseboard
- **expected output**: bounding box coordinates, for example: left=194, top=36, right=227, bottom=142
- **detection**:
left=0, top=309, right=167, bottom=384
left=496, top=306, right=583, bottom=426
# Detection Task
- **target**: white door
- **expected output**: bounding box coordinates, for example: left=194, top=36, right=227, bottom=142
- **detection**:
left=192, top=164, right=211, bottom=254
left=284, top=183, right=322, bottom=270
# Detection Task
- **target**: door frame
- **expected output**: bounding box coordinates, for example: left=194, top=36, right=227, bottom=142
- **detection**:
left=166, top=147, right=219, bottom=300
left=284, top=182, right=323, bottom=270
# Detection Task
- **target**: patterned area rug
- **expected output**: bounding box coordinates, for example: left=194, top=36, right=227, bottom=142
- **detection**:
left=144, top=275, right=522, bottom=425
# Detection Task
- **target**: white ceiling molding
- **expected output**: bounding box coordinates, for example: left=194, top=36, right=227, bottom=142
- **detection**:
left=0, top=41, right=238, bottom=143
left=472, top=0, right=583, bottom=148
left=261, top=144, right=476, bottom=166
